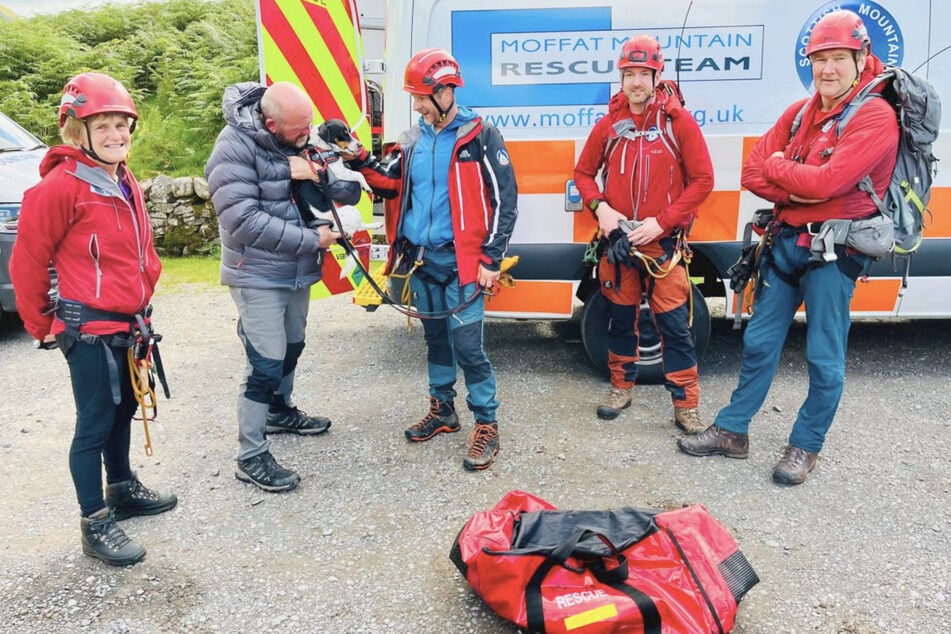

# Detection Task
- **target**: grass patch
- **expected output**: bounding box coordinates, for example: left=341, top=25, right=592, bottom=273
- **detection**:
left=158, top=256, right=219, bottom=289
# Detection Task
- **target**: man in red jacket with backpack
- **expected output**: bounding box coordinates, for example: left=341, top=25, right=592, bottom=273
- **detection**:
left=574, top=34, right=714, bottom=432
left=678, top=10, right=900, bottom=485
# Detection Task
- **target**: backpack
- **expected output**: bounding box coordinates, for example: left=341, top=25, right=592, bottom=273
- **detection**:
left=791, top=66, right=942, bottom=259
left=603, top=80, right=684, bottom=169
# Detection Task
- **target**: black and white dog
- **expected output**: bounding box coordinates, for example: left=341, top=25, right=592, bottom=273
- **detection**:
left=311, top=118, right=371, bottom=193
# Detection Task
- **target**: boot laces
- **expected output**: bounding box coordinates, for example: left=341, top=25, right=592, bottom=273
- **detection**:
left=780, top=445, right=808, bottom=468
left=129, top=478, right=158, bottom=501
left=467, top=424, right=497, bottom=458
left=409, top=399, right=443, bottom=432
left=92, top=513, right=132, bottom=550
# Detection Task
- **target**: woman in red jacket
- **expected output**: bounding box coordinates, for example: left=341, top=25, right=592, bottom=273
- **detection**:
left=10, top=73, right=176, bottom=566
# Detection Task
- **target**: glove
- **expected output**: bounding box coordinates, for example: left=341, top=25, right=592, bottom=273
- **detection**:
left=726, top=244, right=757, bottom=292
left=605, top=228, right=634, bottom=267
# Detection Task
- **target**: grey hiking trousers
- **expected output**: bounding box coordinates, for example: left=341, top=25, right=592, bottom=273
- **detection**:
left=230, top=286, right=310, bottom=461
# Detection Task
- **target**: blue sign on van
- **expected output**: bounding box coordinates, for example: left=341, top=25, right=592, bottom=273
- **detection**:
left=452, top=7, right=614, bottom=108
left=795, top=1, right=904, bottom=91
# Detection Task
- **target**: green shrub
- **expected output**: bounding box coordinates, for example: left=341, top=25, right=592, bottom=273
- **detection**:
left=0, top=0, right=258, bottom=177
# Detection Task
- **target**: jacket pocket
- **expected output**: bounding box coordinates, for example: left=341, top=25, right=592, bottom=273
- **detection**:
left=88, top=233, right=102, bottom=299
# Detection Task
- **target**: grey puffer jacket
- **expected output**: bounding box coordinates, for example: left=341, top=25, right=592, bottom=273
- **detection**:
left=205, top=82, right=322, bottom=289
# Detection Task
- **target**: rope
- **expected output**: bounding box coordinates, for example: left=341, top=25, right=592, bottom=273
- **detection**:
left=126, top=347, right=157, bottom=457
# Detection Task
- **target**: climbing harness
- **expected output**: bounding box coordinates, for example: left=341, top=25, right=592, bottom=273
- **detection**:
left=325, top=204, right=514, bottom=323
left=55, top=299, right=169, bottom=455
left=128, top=313, right=169, bottom=456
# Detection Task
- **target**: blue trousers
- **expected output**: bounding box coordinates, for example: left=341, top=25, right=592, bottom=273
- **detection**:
left=411, top=250, right=499, bottom=423
left=714, top=232, right=866, bottom=453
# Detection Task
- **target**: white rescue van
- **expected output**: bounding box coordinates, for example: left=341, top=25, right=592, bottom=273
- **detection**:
left=263, top=0, right=951, bottom=379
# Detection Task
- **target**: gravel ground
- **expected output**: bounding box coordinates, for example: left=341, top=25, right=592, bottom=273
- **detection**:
left=0, top=281, right=949, bottom=633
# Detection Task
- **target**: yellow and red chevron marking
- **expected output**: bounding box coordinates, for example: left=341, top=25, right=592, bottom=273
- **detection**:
left=257, top=0, right=374, bottom=298
left=258, top=0, right=366, bottom=130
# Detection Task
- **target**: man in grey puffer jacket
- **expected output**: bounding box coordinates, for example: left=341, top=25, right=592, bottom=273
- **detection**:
left=205, top=81, right=353, bottom=493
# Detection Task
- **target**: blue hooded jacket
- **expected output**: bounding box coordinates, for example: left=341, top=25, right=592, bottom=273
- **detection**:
left=402, top=105, right=478, bottom=249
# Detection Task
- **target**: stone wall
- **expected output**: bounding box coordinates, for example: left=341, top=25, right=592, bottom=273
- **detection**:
left=140, top=175, right=218, bottom=256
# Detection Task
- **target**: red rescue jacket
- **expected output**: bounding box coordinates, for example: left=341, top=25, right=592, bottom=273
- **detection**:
left=741, top=54, right=899, bottom=227
left=574, top=85, right=714, bottom=233
left=10, top=146, right=161, bottom=340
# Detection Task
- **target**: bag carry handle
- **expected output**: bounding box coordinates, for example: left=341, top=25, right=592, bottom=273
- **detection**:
left=525, top=528, right=661, bottom=633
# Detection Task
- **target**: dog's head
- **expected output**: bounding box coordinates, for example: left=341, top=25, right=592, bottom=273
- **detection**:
left=314, top=118, right=363, bottom=155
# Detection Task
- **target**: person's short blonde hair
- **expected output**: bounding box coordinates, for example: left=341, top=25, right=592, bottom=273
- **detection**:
left=60, top=116, right=85, bottom=146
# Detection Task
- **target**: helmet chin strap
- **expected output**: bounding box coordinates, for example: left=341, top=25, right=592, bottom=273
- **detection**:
left=429, top=86, right=454, bottom=124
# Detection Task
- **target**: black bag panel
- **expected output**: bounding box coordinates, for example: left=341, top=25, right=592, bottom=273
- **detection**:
left=508, top=508, right=659, bottom=557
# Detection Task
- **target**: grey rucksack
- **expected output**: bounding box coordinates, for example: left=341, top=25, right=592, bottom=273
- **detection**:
left=791, top=66, right=941, bottom=265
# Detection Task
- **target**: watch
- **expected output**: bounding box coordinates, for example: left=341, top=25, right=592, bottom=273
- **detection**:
left=589, top=199, right=602, bottom=212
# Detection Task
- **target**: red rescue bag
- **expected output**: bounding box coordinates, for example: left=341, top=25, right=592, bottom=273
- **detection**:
left=450, top=491, right=758, bottom=633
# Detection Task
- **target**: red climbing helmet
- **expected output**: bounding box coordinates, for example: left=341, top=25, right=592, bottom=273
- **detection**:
left=806, top=10, right=870, bottom=57
left=403, top=48, right=464, bottom=95
left=618, top=35, right=664, bottom=72
left=59, top=72, right=138, bottom=127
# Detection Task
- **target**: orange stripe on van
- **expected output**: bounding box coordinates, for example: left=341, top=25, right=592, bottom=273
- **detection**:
left=573, top=209, right=599, bottom=243
left=922, top=187, right=951, bottom=238
left=506, top=140, right=575, bottom=194
left=691, top=191, right=740, bottom=241
left=850, top=278, right=900, bottom=312
left=484, top=280, right=574, bottom=315
left=731, top=278, right=900, bottom=317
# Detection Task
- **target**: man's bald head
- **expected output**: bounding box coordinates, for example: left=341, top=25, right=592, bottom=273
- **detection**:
left=261, top=81, right=314, bottom=149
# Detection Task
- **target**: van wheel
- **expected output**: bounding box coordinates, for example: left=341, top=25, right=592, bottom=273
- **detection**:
left=580, top=283, right=711, bottom=384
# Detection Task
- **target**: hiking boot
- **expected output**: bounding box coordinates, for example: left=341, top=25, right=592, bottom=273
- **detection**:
left=596, top=387, right=632, bottom=420
left=405, top=397, right=460, bottom=442
left=81, top=508, right=146, bottom=567
left=674, top=406, right=708, bottom=435
left=772, top=445, right=818, bottom=485
left=105, top=472, right=178, bottom=521
left=677, top=425, right=749, bottom=459
left=266, top=406, right=331, bottom=435
left=463, top=423, right=500, bottom=471
left=235, top=451, right=301, bottom=492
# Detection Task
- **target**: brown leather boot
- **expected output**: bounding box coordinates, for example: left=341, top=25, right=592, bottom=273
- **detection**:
left=772, top=445, right=818, bottom=485
left=596, top=387, right=632, bottom=420
left=677, top=425, right=749, bottom=458
left=674, top=406, right=707, bottom=434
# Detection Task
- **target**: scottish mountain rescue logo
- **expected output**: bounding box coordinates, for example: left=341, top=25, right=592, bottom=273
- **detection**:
left=795, top=1, right=904, bottom=91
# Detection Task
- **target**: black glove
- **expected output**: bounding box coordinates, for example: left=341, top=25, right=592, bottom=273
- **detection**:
left=605, top=228, right=634, bottom=267
left=726, top=244, right=757, bottom=292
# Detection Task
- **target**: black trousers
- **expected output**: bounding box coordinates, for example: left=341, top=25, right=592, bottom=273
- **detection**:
left=65, top=339, right=136, bottom=516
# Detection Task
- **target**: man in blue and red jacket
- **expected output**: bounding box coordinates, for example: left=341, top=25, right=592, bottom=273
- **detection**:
left=678, top=10, right=899, bottom=485
left=352, top=48, right=518, bottom=471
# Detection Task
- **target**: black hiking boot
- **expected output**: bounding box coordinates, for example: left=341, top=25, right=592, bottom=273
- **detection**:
left=105, top=472, right=178, bottom=521
left=81, top=508, right=146, bottom=567
left=405, top=397, right=460, bottom=442
left=235, top=451, right=301, bottom=492
left=463, top=422, right=500, bottom=471
left=266, top=406, right=331, bottom=435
